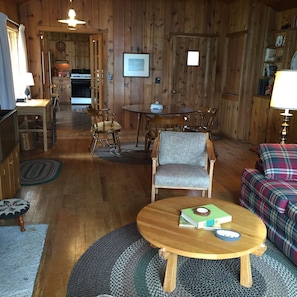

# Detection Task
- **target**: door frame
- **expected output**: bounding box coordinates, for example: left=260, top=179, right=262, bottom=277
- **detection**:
left=37, top=26, right=107, bottom=102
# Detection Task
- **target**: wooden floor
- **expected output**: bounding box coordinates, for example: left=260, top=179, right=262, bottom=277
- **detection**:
left=5, top=105, right=258, bottom=297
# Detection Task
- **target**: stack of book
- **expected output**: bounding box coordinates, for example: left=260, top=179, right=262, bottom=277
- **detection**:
left=179, top=204, right=232, bottom=229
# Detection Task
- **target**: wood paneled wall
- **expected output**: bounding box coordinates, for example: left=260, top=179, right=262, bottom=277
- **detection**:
left=0, top=0, right=18, bottom=21
left=16, top=0, right=231, bottom=132
left=2, top=0, right=297, bottom=140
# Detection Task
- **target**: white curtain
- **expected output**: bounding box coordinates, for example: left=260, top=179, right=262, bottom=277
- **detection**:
left=0, top=12, right=15, bottom=109
left=17, top=24, right=28, bottom=98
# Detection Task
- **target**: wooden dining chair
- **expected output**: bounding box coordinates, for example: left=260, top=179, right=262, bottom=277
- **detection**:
left=50, top=83, right=60, bottom=111
left=144, top=114, right=185, bottom=153
left=184, top=107, right=218, bottom=136
left=87, top=105, right=121, bottom=155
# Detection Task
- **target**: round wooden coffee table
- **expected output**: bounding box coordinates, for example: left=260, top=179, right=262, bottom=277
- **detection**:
left=136, top=197, right=267, bottom=293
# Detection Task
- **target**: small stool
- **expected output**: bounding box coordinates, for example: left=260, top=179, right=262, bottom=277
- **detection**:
left=0, top=199, right=30, bottom=232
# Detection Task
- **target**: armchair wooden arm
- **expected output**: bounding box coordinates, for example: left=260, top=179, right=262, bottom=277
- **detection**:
left=206, top=137, right=216, bottom=162
left=151, top=135, right=160, bottom=160
left=206, top=136, right=216, bottom=197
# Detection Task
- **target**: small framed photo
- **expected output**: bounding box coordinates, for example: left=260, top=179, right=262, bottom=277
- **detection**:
left=123, top=53, right=150, bottom=77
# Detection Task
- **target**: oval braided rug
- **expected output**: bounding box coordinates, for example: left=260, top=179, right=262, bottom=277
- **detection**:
left=20, top=158, right=63, bottom=186
left=67, top=222, right=297, bottom=297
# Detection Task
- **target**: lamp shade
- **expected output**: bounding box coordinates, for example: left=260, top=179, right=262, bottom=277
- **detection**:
left=270, top=70, right=297, bottom=110
left=58, top=0, right=86, bottom=29
left=24, top=72, right=34, bottom=86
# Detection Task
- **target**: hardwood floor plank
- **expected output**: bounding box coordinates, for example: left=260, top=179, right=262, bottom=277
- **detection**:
left=4, top=104, right=259, bottom=297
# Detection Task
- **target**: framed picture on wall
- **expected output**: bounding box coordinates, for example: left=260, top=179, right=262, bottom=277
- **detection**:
left=123, top=53, right=150, bottom=77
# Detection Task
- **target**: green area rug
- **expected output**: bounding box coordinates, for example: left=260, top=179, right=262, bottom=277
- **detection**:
left=67, top=222, right=297, bottom=297
left=0, top=224, right=48, bottom=297
left=20, top=158, right=63, bottom=186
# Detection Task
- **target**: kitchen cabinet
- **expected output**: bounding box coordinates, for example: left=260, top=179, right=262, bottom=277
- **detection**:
left=53, top=77, right=71, bottom=103
left=249, top=95, right=297, bottom=145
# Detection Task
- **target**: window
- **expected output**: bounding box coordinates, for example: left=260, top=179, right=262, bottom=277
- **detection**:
left=187, top=51, right=199, bottom=66
left=7, top=26, right=21, bottom=98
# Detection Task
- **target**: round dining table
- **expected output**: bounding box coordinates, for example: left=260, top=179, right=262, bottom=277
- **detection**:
left=122, top=104, right=194, bottom=146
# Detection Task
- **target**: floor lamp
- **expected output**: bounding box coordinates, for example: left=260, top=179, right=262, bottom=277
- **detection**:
left=270, top=70, right=297, bottom=144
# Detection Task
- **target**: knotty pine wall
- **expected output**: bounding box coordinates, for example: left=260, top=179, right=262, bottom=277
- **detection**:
left=17, top=0, right=233, bottom=134
left=0, top=0, right=18, bottom=21
left=2, top=0, right=296, bottom=140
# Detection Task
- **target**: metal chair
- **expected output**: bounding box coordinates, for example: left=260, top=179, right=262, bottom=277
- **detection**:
left=151, top=131, right=216, bottom=202
left=87, top=105, right=121, bottom=155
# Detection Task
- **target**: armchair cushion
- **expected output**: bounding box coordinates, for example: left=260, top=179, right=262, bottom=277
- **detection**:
left=259, top=144, right=297, bottom=180
left=155, top=164, right=210, bottom=188
left=159, top=131, right=207, bottom=166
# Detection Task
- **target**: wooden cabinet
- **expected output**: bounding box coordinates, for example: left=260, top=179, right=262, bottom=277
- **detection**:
left=249, top=96, right=297, bottom=145
left=219, top=97, right=239, bottom=140
left=0, top=144, right=20, bottom=200
left=53, top=77, right=71, bottom=103
left=249, top=96, right=270, bottom=144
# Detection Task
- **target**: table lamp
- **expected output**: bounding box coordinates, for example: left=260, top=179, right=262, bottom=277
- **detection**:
left=270, top=70, right=297, bottom=144
left=24, top=72, right=34, bottom=100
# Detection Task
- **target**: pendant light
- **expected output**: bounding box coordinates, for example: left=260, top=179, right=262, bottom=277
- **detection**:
left=58, top=0, right=86, bottom=30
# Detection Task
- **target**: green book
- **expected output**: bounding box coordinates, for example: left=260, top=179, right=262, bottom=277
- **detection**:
left=181, top=204, right=232, bottom=229
left=178, top=215, right=195, bottom=228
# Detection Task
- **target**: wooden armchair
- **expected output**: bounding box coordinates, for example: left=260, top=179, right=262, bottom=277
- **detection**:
left=87, top=105, right=121, bottom=155
left=151, top=131, right=216, bottom=202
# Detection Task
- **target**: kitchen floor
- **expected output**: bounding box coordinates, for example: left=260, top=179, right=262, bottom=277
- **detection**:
left=56, top=104, right=90, bottom=131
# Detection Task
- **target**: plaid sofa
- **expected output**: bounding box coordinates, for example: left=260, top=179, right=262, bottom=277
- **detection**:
left=240, top=143, right=297, bottom=266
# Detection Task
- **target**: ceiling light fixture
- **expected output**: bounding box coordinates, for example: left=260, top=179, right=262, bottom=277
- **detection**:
left=58, top=0, right=86, bottom=30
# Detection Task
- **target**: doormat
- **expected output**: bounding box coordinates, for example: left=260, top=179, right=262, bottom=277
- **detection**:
left=20, top=158, right=63, bottom=186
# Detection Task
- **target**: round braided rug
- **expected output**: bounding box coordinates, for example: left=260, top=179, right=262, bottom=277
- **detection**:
left=20, top=158, right=63, bottom=186
left=67, top=223, right=297, bottom=297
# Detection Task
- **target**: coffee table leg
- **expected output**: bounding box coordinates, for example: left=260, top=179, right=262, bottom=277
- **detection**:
left=163, top=253, right=177, bottom=292
left=240, top=254, right=252, bottom=287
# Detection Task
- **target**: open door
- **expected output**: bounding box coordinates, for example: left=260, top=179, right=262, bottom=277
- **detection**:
left=90, top=34, right=103, bottom=110
left=40, top=32, right=51, bottom=99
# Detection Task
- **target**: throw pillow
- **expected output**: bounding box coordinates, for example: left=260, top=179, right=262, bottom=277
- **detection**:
left=259, top=143, right=297, bottom=180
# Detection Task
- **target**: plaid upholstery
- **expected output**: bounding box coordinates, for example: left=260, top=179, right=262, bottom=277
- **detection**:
left=240, top=168, right=297, bottom=266
left=241, top=168, right=297, bottom=213
left=259, top=143, right=297, bottom=180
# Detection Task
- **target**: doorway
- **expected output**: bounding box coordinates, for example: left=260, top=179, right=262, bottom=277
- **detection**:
left=40, top=31, right=104, bottom=108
